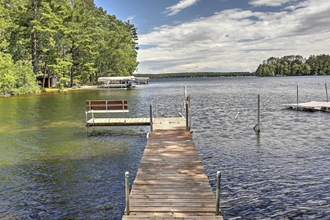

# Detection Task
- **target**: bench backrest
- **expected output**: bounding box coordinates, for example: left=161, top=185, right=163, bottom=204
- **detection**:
left=86, top=100, right=128, bottom=111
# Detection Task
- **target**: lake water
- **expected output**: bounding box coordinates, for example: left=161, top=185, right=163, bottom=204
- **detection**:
left=1, top=76, right=330, bottom=219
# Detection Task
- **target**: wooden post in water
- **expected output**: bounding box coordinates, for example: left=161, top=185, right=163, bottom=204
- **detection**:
left=325, top=83, right=328, bottom=102
left=215, top=171, right=221, bottom=215
left=125, top=171, right=130, bottom=215
left=150, top=105, right=153, bottom=132
left=254, top=95, right=260, bottom=133
left=189, top=95, right=192, bottom=131
left=297, top=85, right=299, bottom=109
left=186, top=95, right=189, bottom=132
left=184, top=86, right=187, bottom=104
left=258, top=94, right=260, bottom=129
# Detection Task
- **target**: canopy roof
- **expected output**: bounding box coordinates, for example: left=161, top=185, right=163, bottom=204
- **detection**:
left=98, top=76, right=149, bottom=82
left=98, top=76, right=135, bottom=82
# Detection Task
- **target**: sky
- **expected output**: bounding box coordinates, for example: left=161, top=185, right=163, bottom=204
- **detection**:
left=94, top=0, right=330, bottom=74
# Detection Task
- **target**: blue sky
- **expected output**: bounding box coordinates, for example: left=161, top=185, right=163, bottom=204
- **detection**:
left=94, top=0, right=330, bottom=74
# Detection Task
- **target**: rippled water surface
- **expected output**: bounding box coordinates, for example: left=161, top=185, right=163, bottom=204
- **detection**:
left=1, top=76, right=330, bottom=219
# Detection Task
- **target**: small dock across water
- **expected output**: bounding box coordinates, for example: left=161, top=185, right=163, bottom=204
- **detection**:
left=282, top=84, right=330, bottom=112
left=122, top=117, right=223, bottom=219
left=282, top=101, right=330, bottom=112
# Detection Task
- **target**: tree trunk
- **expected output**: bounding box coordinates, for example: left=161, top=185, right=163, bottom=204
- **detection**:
left=47, top=71, right=51, bottom=88
left=31, top=0, right=38, bottom=75
left=70, top=65, right=74, bottom=87
left=42, top=73, right=46, bottom=88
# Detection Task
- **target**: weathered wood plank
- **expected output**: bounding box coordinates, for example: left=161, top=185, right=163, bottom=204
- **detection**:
left=129, top=206, right=215, bottom=212
left=129, top=194, right=215, bottom=199
left=129, top=199, right=216, bottom=203
left=123, top=215, right=223, bottom=220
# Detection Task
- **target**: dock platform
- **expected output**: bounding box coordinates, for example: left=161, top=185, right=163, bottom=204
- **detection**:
left=122, top=117, right=223, bottom=219
left=282, top=101, right=330, bottom=112
left=86, top=118, right=151, bottom=127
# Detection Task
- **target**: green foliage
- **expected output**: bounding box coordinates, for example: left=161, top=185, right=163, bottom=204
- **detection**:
left=14, top=60, right=40, bottom=94
left=1, top=0, right=139, bottom=94
left=60, top=77, right=70, bottom=83
left=0, top=52, right=39, bottom=96
left=0, top=53, right=16, bottom=95
left=255, top=55, right=330, bottom=77
left=0, top=2, right=11, bottom=50
left=57, top=82, right=65, bottom=91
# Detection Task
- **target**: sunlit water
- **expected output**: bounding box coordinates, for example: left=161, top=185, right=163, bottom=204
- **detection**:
left=1, top=76, right=330, bottom=219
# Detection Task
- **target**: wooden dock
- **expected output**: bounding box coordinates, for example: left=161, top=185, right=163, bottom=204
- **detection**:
left=86, top=118, right=151, bottom=127
left=122, top=117, right=223, bottom=220
left=282, top=101, right=330, bottom=112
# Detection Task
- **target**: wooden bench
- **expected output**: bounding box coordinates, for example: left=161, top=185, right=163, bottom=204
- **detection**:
left=85, top=99, right=155, bottom=134
left=85, top=100, right=129, bottom=123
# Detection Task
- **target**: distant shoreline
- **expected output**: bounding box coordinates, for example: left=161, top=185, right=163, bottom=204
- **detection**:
left=134, top=72, right=254, bottom=78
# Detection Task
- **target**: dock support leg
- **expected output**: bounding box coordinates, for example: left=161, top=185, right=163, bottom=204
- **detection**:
left=188, top=96, right=192, bottom=131
left=184, top=86, right=187, bottom=110
left=125, top=171, right=130, bottom=215
left=215, top=171, right=221, bottom=215
left=186, top=97, right=189, bottom=132
left=150, top=105, right=153, bottom=132
left=257, top=94, right=260, bottom=130
left=297, top=85, right=299, bottom=109
left=254, top=95, right=260, bottom=133
left=326, top=83, right=328, bottom=102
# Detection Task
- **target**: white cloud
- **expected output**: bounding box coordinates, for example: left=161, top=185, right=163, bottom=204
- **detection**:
left=137, top=0, right=330, bottom=74
left=249, top=0, right=296, bottom=7
left=164, top=0, right=200, bottom=16
left=126, top=15, right=135, bottom=21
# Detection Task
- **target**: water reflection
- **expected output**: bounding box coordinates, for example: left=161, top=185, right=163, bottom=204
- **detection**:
left=0, top=134, right=146, bottom=219
left=0, top=90, right=147, bottom=219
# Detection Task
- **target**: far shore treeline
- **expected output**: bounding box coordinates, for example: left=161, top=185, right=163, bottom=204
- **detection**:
left=255, top=54, right=330, bottom=77
left=136, top=54, right=330, bottom=79
left=135, top=72, right=254, bottom=78
left=0, top=0, right=138, bottom=96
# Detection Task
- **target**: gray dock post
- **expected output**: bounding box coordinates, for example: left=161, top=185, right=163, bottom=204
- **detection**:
left=184, top=86, right=187, bottom=108
left=125, top=171, right=130, bottom=215
left=297, top=85, right=299, bottom=109
left=185, top=95, right=190, bottom=131
left=326, top=83, right=328, bottom=102
left=254, top=95, right=260, bottom=132
left=85, top=112, right=88, bottom=134
left=189, top=95, right=192, bottom=131
left=215, top=171, right=221, bottom=215
left=258, top=94, right=260, bottom=129
left=150, top=105, right=153, bottom=132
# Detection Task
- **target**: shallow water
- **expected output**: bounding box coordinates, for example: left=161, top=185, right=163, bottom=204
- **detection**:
left=1, top=76, right=330, bottom=219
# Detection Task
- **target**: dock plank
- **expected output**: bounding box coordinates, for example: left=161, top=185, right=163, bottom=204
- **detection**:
left=122, top=118, right=222, bottom=220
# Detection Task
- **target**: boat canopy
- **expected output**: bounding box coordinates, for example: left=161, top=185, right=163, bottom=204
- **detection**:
left=98, top=76, right=135, bottom=82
